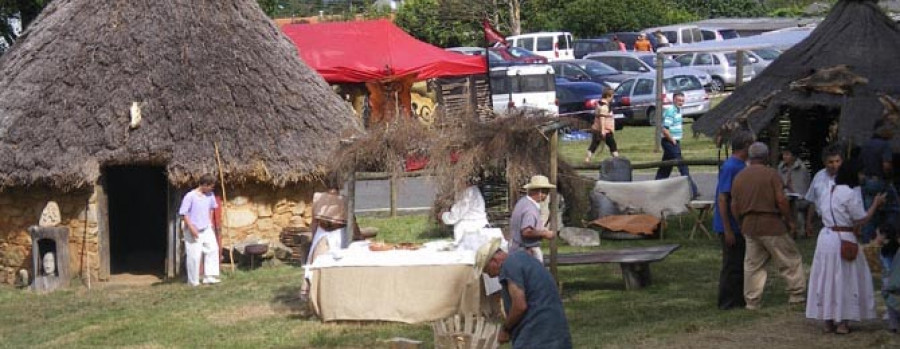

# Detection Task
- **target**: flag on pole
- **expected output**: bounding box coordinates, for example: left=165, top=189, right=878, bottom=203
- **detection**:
left=482, top=19, right=507, bottom=47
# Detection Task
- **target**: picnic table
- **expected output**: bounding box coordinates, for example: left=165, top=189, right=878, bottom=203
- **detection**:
left=546, top=244, right=680, bottom=290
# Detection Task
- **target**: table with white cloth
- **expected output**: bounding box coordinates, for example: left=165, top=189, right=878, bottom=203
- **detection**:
left=307, top=241, right=485, bottom=323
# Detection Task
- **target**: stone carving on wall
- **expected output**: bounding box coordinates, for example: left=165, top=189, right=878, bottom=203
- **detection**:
left=38, top=201, right=61, bottom=227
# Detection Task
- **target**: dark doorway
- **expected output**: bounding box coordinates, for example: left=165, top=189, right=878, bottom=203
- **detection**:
left=105, top=166, right=168, bottom=275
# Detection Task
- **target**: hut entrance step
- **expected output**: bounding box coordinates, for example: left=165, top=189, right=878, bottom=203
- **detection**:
left=103, top=166, right=168, bottom=277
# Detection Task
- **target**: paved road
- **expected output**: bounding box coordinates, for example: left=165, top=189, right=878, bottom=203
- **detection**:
left=355, top=171, right=720, bottom=213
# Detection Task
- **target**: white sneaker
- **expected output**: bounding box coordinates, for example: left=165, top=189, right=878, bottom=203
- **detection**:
left=203, top=277, right=221, bottom=285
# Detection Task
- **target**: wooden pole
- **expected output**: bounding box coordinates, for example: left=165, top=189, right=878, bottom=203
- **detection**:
left=549, top=130, right=560, bottom=287
left=214, top=142, right=236, bottom=272
left=389, top=175, right=398, bottom=218
left=654, top=52, right=664, bottom=153
left=344, top=171, right=356, bottom=249
left=735, top=50, right=745, bottom=89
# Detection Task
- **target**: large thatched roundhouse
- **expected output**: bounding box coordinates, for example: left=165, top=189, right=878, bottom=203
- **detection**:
left=693, top=0, right=900, bottom=161
left=0, top=1, right=360, bottom=285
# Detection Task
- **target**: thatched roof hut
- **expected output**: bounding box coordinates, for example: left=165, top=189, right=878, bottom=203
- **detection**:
left=0, top=0, right=360, bottom=190
left=0, top=0, right=360, bottom=285
left=693, top=0, right=900, bottom=150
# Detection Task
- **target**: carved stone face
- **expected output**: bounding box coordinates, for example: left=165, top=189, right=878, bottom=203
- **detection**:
left=42, top=252, right=56, bottom=276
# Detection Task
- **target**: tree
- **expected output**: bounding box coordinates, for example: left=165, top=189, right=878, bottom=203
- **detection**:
left=396, top=0, right=482, bottom=47
left=554, top=0, right=698, bottom=38
left=672, top=0, right=766, bottom=18
left=1, top=0, right=49, bottom=52
left=257, top=0, right=279, bottom=17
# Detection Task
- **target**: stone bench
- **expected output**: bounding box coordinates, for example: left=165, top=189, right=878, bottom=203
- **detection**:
left=545, top=244, right=680, bottom=290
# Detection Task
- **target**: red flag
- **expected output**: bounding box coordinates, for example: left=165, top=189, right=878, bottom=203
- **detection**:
left=482, top=19, right=507, bottom=46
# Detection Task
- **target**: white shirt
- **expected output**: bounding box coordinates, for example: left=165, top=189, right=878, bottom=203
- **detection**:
left=441, top=185, right=490, bottom=242
left=805, top=169, right=835, bottom=214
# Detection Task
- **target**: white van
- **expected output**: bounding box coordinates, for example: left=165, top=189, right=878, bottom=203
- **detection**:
left=644, top=25, right=704, bottom=46
left=506, top=32, right=574, bottom=61
left=490, top=65, right=558, bottom=115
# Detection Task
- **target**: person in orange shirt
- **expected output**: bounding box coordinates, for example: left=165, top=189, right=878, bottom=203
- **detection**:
left=634, top=33, right=653, bottom=52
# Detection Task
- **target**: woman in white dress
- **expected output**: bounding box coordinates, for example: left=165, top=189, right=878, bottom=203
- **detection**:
left=440, top=184, right=490, bottom=243
left=806, top=162, right=887, bottom=334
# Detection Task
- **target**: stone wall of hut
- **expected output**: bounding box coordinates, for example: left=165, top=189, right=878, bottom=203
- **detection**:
left=0, top=186, right=99, bottom=285
left=219, top=183, right=320, bottom=247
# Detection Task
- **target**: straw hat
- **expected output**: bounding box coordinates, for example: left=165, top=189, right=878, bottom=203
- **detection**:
left=522, top=175, right=556, bottom=190
left=474, top=238, right=502, bottom=275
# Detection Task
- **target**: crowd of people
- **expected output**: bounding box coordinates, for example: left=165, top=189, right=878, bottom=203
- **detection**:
left=713, top=126, right=900, bottom=335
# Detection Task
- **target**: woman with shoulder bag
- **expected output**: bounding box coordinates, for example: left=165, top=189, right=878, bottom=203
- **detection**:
left=585, top=88, right=619, bottom=163
left=806, top=161, right=887, bottom=334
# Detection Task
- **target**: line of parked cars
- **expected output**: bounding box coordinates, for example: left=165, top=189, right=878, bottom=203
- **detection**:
left=444, top=24, right=783, bottom=124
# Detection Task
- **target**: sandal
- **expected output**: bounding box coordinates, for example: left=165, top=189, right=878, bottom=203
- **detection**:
left=823, top=320, right=835, bottom=334
left=835, top=322, right=850, bottom=334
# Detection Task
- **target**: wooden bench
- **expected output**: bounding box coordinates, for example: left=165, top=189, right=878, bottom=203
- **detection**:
left=545, top=244, right=680, bottom=290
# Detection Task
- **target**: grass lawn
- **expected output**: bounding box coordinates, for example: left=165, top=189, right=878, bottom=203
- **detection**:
left=560, top=119, right=723, bottom=174
left=3, top=215, right=898, bottom=348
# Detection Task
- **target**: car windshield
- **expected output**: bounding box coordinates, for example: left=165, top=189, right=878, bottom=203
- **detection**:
left=487, top=51, right=504, bottom=62
left=724, top=52, right=752, bottom=66
left=663, top=75, right=703, bottom=91
left=752, top=48, right=780, bottom=60
left=719, top=30, right=739, bottom=39
left=638, top=55, right=681, bottom=68
left=575, top=61, right=619, bottom=76
left=507, top=46, right=534, bottom=58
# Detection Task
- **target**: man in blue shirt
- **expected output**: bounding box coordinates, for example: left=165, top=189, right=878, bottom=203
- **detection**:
left=655, top=92, right=699, bottom=198
left=713, top=131, right=754, bottom=310
left=860, top=120, right=898, bottom=243
left=477, top=239, right=572, bottom=348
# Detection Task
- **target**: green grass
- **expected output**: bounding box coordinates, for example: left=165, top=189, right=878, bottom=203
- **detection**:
left=560, top=119, right=722, bottom=173
left=7, top=215, right=894, bottom=348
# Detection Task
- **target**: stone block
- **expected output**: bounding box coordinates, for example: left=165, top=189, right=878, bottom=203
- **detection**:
left=0, top=245, right=28, bottom=267
left=39, top=201, right=62, bottom=227
left=231, top=196, right=250, bottom=206
left=559, top=227, right=601, bottom=247
left=292, top=201, right=307, bottom=216
left=289, top=216, right=307, bottom=228
left=225, top=209, right=257, bottom=228
left=257, top=203, right=273, bottom=217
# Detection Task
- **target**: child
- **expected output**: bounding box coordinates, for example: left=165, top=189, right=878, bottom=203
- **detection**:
left=879, top=223, right=900, bottom=333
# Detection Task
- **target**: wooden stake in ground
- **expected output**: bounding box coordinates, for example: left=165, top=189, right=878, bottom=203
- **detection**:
left=214, top=142, right=236, bottom=272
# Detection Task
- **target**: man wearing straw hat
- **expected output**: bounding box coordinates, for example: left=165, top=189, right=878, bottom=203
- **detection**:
left=476, top=238, right=572, bottom=348
left=509, top=175, right=557, bottom=263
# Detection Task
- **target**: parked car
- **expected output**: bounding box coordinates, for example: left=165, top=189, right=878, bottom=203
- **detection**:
left=612, top=71, right=710, bottom=124
left=573, top=38, right=619, bottom=59
left=490, top=64, right=558, bottom=115
left=643, top=25, right=704, bottom=46
left=699, top=27, right=740, bottom=41
left=746, top=48, right=781, bottom=73
left=597, top=32, right=660, bottom=51
left=583, top=51, right=713, bottom=87
left=556, top=80, right=624, bottom=129
left=548, top=59, right=630, bottom=89
left=506, top=32, right=574, bottom=61
left=674, top=51, right=756, bottom=92
left=445, top=46, right=547, bottom=66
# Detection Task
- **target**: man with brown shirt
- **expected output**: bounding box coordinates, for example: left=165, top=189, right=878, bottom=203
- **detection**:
left=731, top=142, right=806, bottom=310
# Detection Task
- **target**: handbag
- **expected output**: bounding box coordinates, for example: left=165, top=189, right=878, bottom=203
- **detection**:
left=829, top=187, right=858, bottom=261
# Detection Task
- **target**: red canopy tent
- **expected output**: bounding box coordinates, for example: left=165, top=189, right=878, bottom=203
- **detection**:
left=281, top=19, right=486, bottom=83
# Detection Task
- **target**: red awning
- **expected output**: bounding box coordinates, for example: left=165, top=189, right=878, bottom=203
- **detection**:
left=282, top=19, right=487, bottom=83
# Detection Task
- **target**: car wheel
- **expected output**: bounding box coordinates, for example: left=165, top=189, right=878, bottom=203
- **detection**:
left=614, top=118, right=624, bottom=131
left=710, top=77, right=725, bottom=93
left=645, top=107, right=657, bottom=126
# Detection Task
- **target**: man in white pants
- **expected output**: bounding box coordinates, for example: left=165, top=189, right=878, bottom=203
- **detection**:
left=180, top=174, right=220, bottom=286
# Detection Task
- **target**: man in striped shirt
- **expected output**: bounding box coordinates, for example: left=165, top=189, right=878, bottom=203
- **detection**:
left=655, top=92, right=699, bottom=198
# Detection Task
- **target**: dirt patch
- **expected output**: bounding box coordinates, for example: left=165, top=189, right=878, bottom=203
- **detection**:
left=207, top=304, right=279, bottom=326
left=615, top=311, right=900, bottom=349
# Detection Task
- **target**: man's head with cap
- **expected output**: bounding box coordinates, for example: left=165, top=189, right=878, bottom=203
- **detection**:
left=523, top=175, right=556, bottom=203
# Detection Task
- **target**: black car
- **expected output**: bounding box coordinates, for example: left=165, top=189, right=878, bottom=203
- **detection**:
left=598, top=32, right=659, bottom=51
left=573, top=38, right=618, bottom=59
left=556, top=80, right=623, bottom=130
left=549, top=59, right=630, bottom=89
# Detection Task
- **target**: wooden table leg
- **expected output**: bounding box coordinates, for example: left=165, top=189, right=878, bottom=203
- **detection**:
left=620, top=262, right=651, bottom=290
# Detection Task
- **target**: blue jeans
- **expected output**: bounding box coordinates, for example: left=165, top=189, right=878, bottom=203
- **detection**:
left=861, top=178, right=900, bottom=243
left=656, top=139, right=698, bottom=197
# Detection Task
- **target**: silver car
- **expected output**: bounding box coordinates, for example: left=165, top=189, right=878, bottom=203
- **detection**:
left=746, top=48, right=782, bottom=73
left=612, top=71, right=710, bottom=124
left=674, top=51, right=756, bottom=92
left=583, top=51, right=713, bottom=87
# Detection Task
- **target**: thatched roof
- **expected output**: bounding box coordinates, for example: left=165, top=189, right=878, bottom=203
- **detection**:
left=0, top=0, right=361, bottom=190
left=693, top=0, right=900, bottom=145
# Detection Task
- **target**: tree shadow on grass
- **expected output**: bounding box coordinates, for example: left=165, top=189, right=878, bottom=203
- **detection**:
left=271, top=284, right=312, bottom=320
left=561, top=279, right=626, bottom=295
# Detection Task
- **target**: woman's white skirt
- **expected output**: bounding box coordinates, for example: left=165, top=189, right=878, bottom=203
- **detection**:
left=805, top=229, right=876, bottom=322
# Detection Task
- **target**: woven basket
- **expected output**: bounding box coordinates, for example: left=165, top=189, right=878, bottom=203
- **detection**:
left=433, top=314, right=500, bottom=349
left=863, top=244, right=882, bottom=275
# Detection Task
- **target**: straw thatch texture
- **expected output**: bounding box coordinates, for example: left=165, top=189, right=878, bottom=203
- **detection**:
left=693, top=0, right=900, bottom=146
left=0, top=0, right=361, bottom=190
